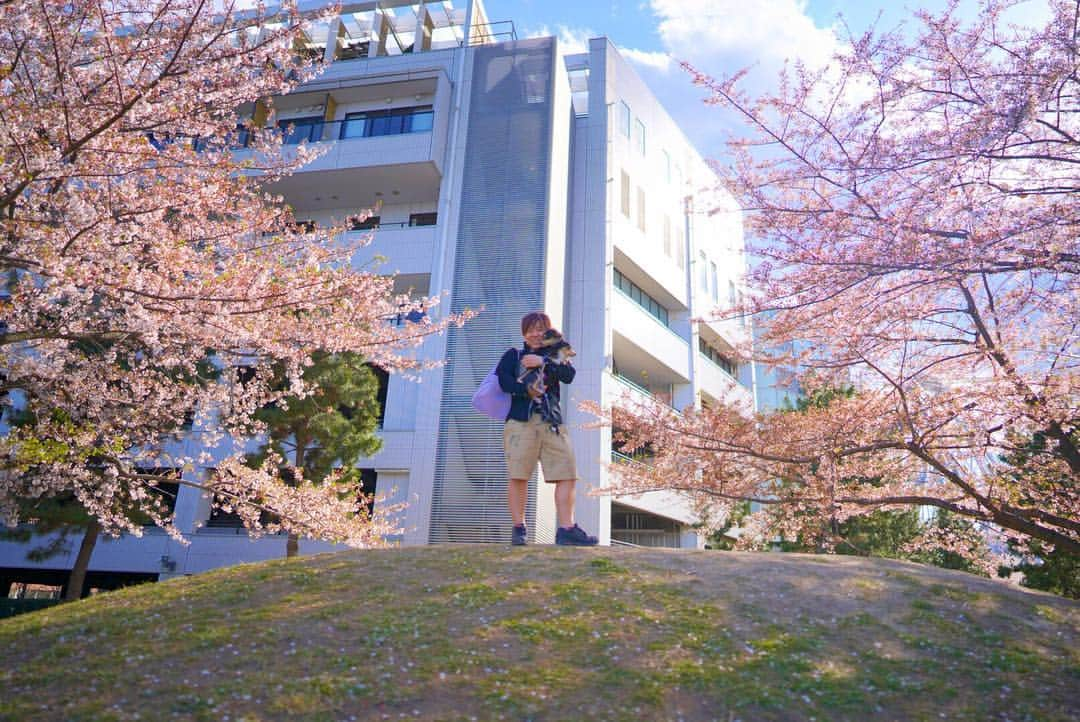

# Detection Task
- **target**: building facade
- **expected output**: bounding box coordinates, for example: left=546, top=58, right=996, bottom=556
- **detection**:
left=0, top=0, right=752, bottom=594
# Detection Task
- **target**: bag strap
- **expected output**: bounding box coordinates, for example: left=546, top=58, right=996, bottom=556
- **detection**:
left=494, top=347, right=519, bottom=375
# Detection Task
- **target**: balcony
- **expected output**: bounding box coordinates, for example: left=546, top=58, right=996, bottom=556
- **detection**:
left=697, top=352, right=752, bottom=409
left=699, top=312, right=751, bottom=351
left=611, top=288, right=690, bottom=381
left=607, top=370, right=678, bottom=414
left=350, top=223, right=438, bottom=276
left=242, top=73, right=452, bottom=213
left=254, top=131, right=442, bottom=214
left=356, top=429, right=416, bottom=468
left=613, top=233, right=687, bottom=308
left=696, top=328, right=754, bottom=410
left=609, top=455, right=694, bottom=548
left=610, top=502, right=687, bottom=548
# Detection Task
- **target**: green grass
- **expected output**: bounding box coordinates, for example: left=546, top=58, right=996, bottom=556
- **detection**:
left=1, top=546, right=1077, bottom=721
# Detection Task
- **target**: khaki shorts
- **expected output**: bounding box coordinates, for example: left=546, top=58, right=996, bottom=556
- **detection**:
left=503, top=415, right=578, bottom=482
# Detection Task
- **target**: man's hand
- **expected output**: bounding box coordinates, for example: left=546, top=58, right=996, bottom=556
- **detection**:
left=521, top=354, right=544, bottom=369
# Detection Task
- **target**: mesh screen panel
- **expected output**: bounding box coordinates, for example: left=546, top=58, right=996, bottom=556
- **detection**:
left=428, top=39, right=555, bottom=544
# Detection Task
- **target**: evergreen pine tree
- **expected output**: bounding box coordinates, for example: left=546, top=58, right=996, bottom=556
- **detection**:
left=245, top=352, right=385, bottom=557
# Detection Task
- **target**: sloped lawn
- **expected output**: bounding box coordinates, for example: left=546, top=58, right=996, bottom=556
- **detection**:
left=1, top=546, right=1077, bottom=721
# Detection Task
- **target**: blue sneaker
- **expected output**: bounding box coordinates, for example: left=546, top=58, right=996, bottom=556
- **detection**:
left=512, top=524, right=527, bottom=546
left=555, top=524, right=598, bottom=546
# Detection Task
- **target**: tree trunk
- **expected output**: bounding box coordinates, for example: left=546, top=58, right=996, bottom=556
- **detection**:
left=65, top=519, right=100, bottom=601
left=286, top=439, right=306, bottom=559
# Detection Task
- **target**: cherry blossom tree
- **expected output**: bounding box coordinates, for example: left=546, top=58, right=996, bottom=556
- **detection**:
left=0, top=0, right=465, bottom=547
left=600, top=0, right=1079, bottom=557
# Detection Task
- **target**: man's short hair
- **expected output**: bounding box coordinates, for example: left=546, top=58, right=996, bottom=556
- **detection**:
left=521, top=311, right=552, bottom=334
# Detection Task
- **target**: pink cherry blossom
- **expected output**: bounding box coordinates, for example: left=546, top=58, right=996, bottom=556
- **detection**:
left=0, top=0, right=471, bottom=545
left=597, top=0, right=1079, bottom=559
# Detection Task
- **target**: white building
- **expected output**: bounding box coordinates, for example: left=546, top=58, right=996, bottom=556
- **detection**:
left=0, top=0, right=752, bottom=594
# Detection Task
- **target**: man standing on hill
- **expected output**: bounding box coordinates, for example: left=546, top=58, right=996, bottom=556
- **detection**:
left=496, top=311, right=598, bottom=547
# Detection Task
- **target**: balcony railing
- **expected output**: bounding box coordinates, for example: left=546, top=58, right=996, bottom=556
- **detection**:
left=609, top=371, right=679, bottom=413
left=611, top=370, right=651, bottom=396
left=612, top=287, right=687, bottom=352
left=613, top=270, right=669, bottom=327
left=611, top=450, right=654, bottom=468
left=468, top=21, right=517, bottom=45
left=699, top=351, right=740, bottom=384
left=351, top=220, right=437, bottom=231
left=154, top=115, right=434, bottom=153
left=611, top=530, right=683, bottom=548
left=276, top=112, right=433, bottom=146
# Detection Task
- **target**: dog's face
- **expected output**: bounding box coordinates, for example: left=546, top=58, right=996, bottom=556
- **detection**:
left=518, top=329, right=575, bottom=383
left=540, top=328, right=563, bottom=345
left=540, top=329, right=575, bottom=362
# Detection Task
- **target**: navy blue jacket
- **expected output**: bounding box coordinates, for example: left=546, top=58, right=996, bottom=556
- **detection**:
left=496, top=345, right=576, bottom=424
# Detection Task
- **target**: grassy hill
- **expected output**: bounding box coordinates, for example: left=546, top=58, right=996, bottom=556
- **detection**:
left=1, top=546, right=1077, bottom=721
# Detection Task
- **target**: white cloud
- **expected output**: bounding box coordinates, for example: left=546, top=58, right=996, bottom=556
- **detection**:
left=525, top=24, right=590, bottom=54
left=627, top=0, right=861, bottom=158
left=524, top=1, right=846, bottom=158
left=524, top=2, right=1063, bottom=181
left=525, top=24, right=671, bottom=72
left=618, top=47, right=672, bottom=72
left=649, top=0, right=840, bottom=85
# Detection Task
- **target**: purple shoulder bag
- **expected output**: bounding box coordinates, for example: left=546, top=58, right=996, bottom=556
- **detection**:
left=472, top=349, right=518, bottom=420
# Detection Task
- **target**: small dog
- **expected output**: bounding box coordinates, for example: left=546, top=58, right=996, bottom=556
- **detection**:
left=518, top=328, right=576, bottom=398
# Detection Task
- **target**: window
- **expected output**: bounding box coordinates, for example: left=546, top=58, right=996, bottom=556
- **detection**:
left=234, top=365, right=258, bottom=387
left=663, top=150, right=671, bottom=183
left=133, top=468, right=181, bottom=524
left=357, top=469, right=378, bottom=515
left=676, top=228, right=686, bottom=270
left=663, top=215, right=672, bottom=257
left=339, top=39, right=370, bottom=60
left=351, top=215, right=380, bottom=231
left=205, top=506, right=245, bottom=530
left=568, top=67, right=590, bottom=116
left=206, top=506, right=275, bottom=530
left=699, top=252, right=708, bottom=292
left=699, top=338, right=737, bottom=377
left=203, top=468, right=278, bottom=531
left=367, top=364, right=389, bottom=429
left=728, top=280, right=737, bottom=307
left=523, top=70, right=547, bottom=104
left=739, top=291, right=748, bottom=327
left=340, top=105, right=433, bottom=139
left=7, top=583, right=63, bottom=600
left=229, top=365, right=259, bottom=417
left=614, top=269, right=669, bottom=326
left=295, top=220, right=316, bottom=233
left=711, top=262, right=719, bottom=303
left=277, top=116, right=324, bottom=145
left=178, top=407, right=196, bottom=432
left=636, top=187, right=646, bottom=232
left=634, top=119, right=646, bottom=155
left=229, top=123, right=252, bottom=149
left=619, top=101, right=631, bottom=138
left=409, top=212, right=437, bottom=227
left=621, top=171, right=631, bottom=217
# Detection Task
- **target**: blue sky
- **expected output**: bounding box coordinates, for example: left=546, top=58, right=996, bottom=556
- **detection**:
left=480, top=0, right=1050, bottom=161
